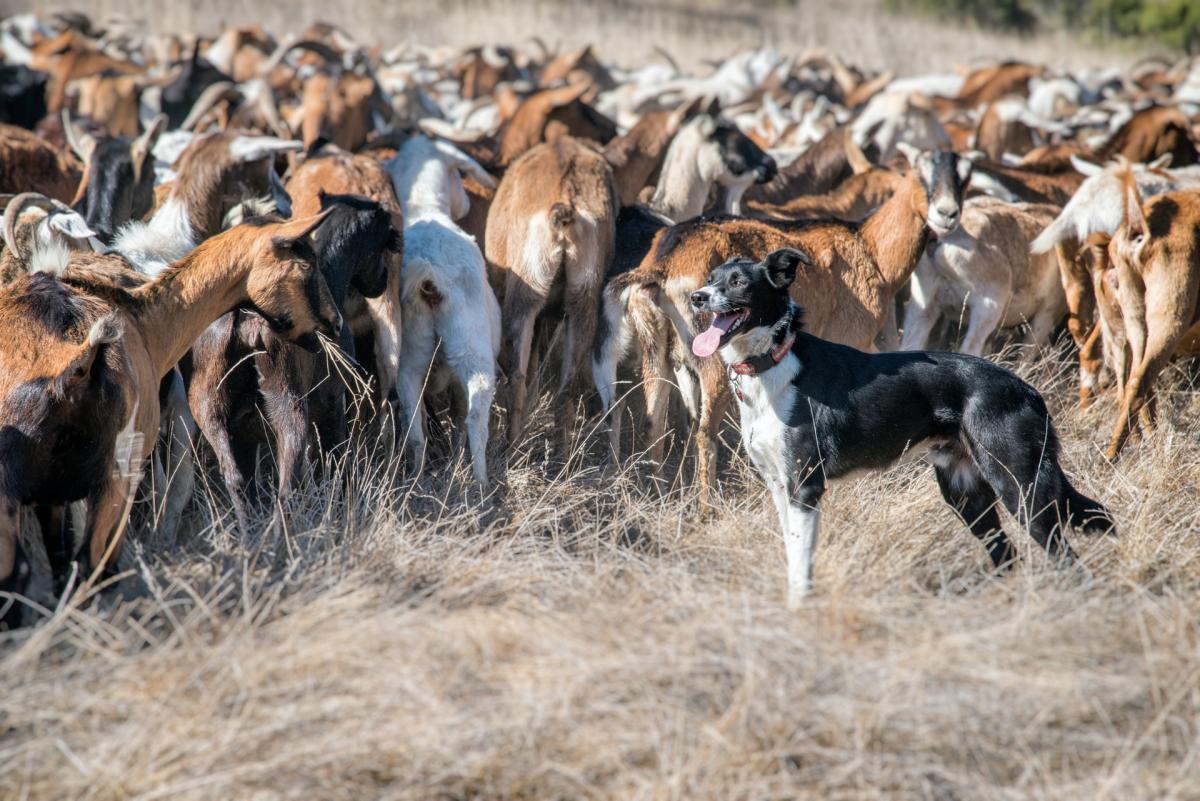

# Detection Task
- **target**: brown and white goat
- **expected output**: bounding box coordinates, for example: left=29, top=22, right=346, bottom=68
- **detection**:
left=486, top=135, right=617, bottom=446
left=1105, top=178, right=1200, bottom=458
left=0, top=213, right=339, bottom=624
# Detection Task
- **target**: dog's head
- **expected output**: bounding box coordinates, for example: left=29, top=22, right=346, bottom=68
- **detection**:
left=689, top=248, right=812, bottom=358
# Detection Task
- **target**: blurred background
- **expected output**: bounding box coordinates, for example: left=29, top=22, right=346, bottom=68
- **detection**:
left=7, top=0, right=1186, bottom=73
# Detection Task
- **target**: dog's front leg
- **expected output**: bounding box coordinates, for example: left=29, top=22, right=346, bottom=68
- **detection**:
left=783, top=483, right=824, bottom=609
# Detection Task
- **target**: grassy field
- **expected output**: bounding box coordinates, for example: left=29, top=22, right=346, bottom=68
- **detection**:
left=1, top=341, right=1198, bottom=800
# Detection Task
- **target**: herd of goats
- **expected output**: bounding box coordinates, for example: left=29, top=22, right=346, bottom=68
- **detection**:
left=0, top=12, right=1199, bottom=621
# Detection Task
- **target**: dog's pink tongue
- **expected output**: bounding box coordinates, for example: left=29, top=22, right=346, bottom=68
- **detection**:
left=692, top=314, right=736, bottom=358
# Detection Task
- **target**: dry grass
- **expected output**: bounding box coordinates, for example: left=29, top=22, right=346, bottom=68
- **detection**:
left=2, top=341, right=1199, bottom=800
left=12, top=0, right=1161, bottom=73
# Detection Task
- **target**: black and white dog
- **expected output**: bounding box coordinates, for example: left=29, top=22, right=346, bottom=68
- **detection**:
left=689, top=248, right=1115, bottom=607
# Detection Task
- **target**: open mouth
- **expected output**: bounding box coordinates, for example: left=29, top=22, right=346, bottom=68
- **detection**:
left=692, top=308, right=750, bottom=358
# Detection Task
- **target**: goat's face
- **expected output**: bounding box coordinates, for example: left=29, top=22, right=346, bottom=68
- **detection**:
left=78, top=138, right=157, bottom=243
left=908, top=148, right=972, bottom=237
left=245, top=212, right=341, bottom=351
left=315, top=193, right=402, bottom=302
left=706, top=117, right=777, bottom=186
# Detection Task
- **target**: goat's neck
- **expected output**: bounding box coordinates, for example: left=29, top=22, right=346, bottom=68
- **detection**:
left=399, top=160, right=455, bottom=219
left=651, top=138, right=721, bottom=221
left=859, top=174, right=929, bottom=290
left=130, top=243, right=255, bottom=378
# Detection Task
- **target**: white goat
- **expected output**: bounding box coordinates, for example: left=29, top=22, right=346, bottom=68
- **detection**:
left=386, top=135, right=501, bottom=486
left=902, top=198, right=1065, bottom=356
left=1030, top=155, right=1200, bottom=255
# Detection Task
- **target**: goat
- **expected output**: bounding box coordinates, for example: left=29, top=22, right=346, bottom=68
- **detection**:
left=647, top=112, right=777, bottom=220
left=284, top=145, right=406, bottom=405
left=0, top=212, right=339, bottom=624
left=611, top=147, right=971, bottom=501
left=63, top=112, right=165, bottom=244
left=486, top=135, right=617, bottom=446
left=189, top=194, right=400, bottom=527
left=0, top=63, right=48, bottom=128
left=1030, top=156, right=1200, bottom=404
left=745, top=138, right=899, bottom=221
left=901, top=198, right=1065, bottom=356
left=1104, top=178, right=1200, bottom=458
left=386, top=135, right=501, bottom=485
left=0, top=123, right=81, bottom=202
left=1, top=193, right=102, bottom=280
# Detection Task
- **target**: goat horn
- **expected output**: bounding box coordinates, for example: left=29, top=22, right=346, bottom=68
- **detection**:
left=3, top=193, right=64, bottom=261
left=259, top=39, right=343, bottom=77
left=131, top=113, right=167, bottom=185
left=254, top=82, right=292, bottom=139
left=61, top=109, right=97, bottom=164
left=652, top=46, right=679, bottom=73
left=180, top=80, right=241, bottom=132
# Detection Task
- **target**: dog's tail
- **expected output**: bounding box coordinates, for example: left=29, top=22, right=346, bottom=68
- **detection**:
left=1064, top=484, right=1117, bottom=536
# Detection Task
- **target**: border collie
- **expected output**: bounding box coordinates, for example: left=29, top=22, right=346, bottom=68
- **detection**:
left=689, top=248, right=1115, bottom=607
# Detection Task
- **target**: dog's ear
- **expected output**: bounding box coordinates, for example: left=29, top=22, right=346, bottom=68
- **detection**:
left=762, top=248, right=809, bottom=288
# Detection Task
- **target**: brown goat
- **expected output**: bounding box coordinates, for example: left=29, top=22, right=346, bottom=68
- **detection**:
left=0, top=212, right=338, bottom=621
left=1096, top=105, right=1197, bottom=167
left=746, top=139, right=901, bottom=221
left=1105, top=178, right=1200, bottom=458
left=486, top=135, right=617, bottom=445
left=0, top=124, right=81, bottom=203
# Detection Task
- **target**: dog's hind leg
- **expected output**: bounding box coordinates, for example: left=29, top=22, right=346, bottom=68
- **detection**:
left=931, top=453, right=1016, bottom=569
left=965, top=434, right=1077, bottom=567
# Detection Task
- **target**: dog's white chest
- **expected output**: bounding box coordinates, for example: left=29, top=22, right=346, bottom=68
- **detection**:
left=729, top=355, right=800, bottom=485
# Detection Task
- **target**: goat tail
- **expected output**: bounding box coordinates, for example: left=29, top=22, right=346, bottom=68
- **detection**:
left=1063, top=483, right=1117, bottom=536
left=1030, top=212, right=1071, bottom=255
left=550, top=202, right=575, bottom=228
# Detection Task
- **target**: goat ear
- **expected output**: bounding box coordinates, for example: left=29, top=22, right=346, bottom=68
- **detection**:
left=543, top=80, right=590, bottom=110
left=131, top=114, right=167, bottom=185
left=269, top=165, right=294, bottom=218
left=48, top=210, right=99, bottom=240
left=56, top=316, right=121, bottom=398
left=1147, top=153, right=1173, bottom=170
left=62, top=111, right=97, bottom=164
left=1122, top=172, right=1147, bottom=244
left=894, top=141, right=921, bottom=167
left=432, top=139, right=497, bottom=190
left=228, top=135, right=305, bottom=163
left=273, top=206, right=335, bottom=243
left=844, top=134, right=872, bottom=175
left=955, top=154, right=974, bottom=184
left=1070, top=155, right=1103, bottom=177
left=762, top=248, right=809, bottom=288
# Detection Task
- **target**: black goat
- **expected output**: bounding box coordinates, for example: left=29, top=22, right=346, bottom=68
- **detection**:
left=0, top=65, right=48, bottom=129
left=64, top=114, right=165, bottom=244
